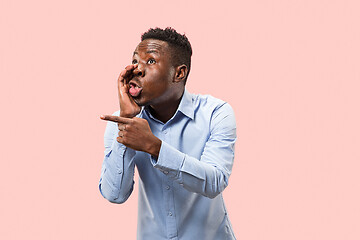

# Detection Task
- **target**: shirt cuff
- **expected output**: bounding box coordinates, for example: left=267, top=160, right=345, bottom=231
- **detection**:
left=151, top=141, right=185, bottom=175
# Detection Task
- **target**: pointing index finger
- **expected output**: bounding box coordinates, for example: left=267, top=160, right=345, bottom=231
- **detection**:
left=100, top=115, right=132, bottom=124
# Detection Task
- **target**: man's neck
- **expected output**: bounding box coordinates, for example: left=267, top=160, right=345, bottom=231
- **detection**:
left=149, top=93, right=183, bottom=123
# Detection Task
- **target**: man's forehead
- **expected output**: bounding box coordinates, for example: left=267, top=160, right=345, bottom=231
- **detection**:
left=134, top=39, right=168, bottom=54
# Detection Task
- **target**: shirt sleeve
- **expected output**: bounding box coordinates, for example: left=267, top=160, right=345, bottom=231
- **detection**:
left=151, top=103, right=237, bottom=199
left=99, top=111, right=136, bottom=204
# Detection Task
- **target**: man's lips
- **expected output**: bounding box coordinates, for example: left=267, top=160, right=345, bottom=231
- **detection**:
left=128, top=80, right=142, bottom=97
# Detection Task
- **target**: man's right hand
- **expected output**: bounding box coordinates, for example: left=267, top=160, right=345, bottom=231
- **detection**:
left=118, top=64, right=141, bottom=118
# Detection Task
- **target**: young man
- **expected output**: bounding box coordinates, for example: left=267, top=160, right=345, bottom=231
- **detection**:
left=99, top=27, right=237, bottom=240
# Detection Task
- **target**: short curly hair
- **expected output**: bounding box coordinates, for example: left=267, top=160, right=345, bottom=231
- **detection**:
left=141, top=27, right=192, bottom=82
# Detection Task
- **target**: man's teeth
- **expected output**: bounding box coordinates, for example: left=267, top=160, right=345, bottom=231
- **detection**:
left=130, top=83, right=139, bottom=89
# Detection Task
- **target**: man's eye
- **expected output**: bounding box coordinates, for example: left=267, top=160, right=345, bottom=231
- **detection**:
left=147, top=59, right=156, bottom=64
left=132, top=59, right=138, bottom=64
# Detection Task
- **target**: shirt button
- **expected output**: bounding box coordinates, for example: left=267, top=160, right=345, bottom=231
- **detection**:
left=166, top=186, right=170, bottom=190
left=118, top=170, right=122, bottom=174
left=163, top=130, right=168, bottom=134
left=168, top=212, right=172, bottom=216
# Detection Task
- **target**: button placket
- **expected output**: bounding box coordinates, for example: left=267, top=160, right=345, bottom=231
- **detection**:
left=163, top=178, right=177, bottom=238
left=159, top=126, right=177, bottom=238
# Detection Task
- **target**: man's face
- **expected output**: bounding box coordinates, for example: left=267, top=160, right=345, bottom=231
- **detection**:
left=129, top=39, right=176, bottom=107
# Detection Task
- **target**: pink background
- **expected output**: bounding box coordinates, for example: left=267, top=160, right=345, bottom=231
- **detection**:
left=1, top=0, right=360, bottom=239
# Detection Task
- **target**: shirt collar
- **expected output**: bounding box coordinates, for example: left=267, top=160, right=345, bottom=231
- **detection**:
left=176, top=88, right=194, bottom=120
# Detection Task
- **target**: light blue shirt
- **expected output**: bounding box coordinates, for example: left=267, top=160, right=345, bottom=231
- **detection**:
left=99, top=89, right=237, bottom=240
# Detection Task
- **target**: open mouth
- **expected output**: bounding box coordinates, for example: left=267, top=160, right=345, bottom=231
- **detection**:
left=128, top=81, right=142, bottom=97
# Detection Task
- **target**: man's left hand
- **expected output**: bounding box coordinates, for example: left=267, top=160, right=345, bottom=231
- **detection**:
left=100, top=115, right=161, bottom=157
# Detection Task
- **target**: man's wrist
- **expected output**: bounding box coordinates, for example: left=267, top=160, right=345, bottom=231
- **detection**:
left=147, top=138, right=162, bottom=158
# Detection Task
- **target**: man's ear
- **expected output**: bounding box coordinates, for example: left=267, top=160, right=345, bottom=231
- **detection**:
left=174, top=65, right=188, bottom=83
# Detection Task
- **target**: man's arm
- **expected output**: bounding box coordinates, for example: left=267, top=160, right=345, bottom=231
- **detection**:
left=99, top=111, right=136, bottom=204
left=151, top=103, right=236, bottom=198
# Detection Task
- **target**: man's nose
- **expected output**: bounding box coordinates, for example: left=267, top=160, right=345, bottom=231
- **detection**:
left=133, top=65, right=145, bottom=77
